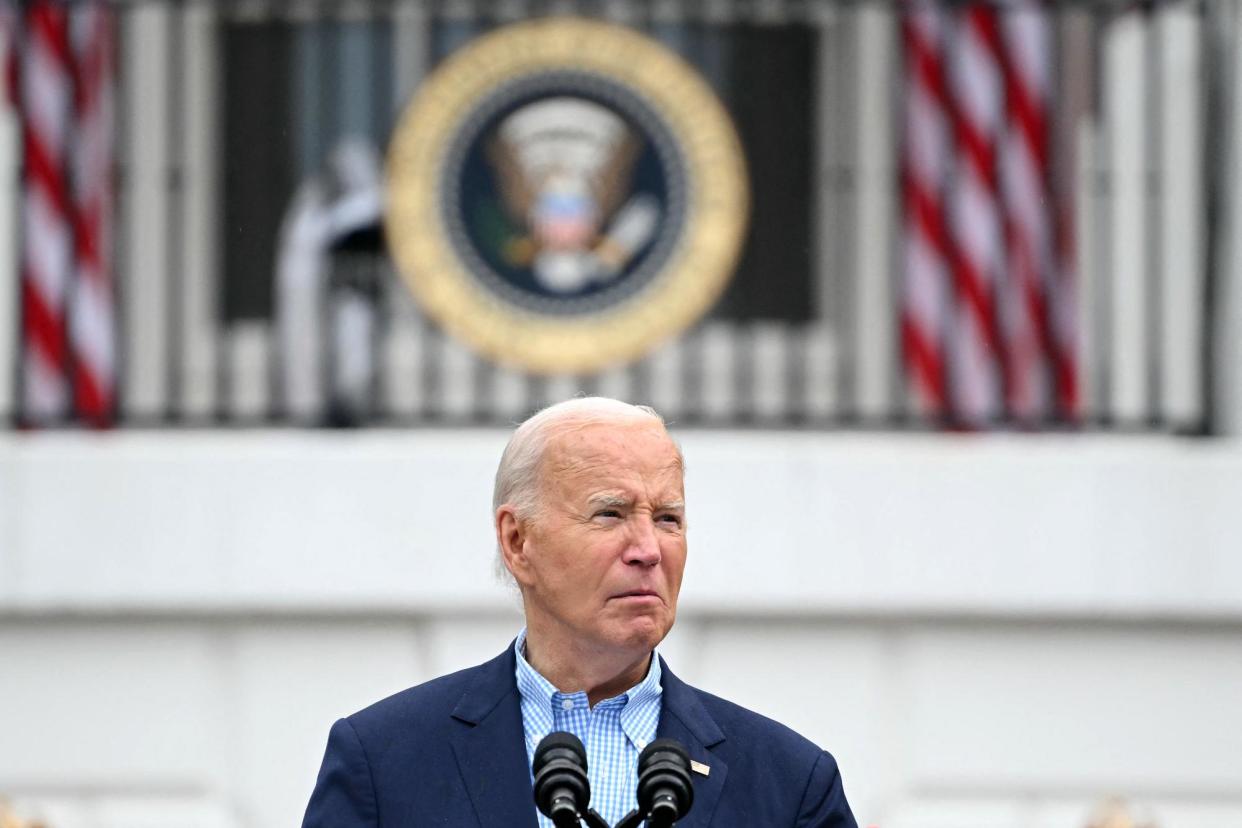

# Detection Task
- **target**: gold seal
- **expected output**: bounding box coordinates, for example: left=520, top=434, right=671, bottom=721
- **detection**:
left=386, top=16, right=749, bottom=374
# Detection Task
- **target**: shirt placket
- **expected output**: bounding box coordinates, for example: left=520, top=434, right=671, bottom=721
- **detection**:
left=551, top=690, right=590, bottom=746
left=591, top=698, right=629, bottom=826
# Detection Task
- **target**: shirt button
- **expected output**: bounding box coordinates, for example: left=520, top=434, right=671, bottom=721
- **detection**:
left=636, top=739, right=648, bottom=749
left=561, top=699, right=575, bottom=711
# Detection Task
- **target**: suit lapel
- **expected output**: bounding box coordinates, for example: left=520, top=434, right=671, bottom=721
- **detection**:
left=657, top=658, right=728, bottom=828
left=449, top=646, right=540, bottom=828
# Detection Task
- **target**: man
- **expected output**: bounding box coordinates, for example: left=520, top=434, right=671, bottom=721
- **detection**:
left=303, top=398, right=857, bottom=827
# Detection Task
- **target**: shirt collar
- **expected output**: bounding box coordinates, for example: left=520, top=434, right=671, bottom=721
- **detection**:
left=513, top=627, right=663, bottom=715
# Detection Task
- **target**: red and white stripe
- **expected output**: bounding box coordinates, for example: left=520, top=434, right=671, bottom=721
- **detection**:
left=993, top=2, right=1053, bottom=420
left=68, top=0, right=116, bottom=421
left=18, top=0, right=74, bottom=422
left=900, top=4, right=951, bottom=416
left=16, top=0, right=116, bottom=425
left=1000, top=0, right=1078, bottom=420
left=1029, top=7, right=1079, bottom=419
left=901, top=1, right=1076, bottom=425
left=946, top=4, right=1006, bottom=423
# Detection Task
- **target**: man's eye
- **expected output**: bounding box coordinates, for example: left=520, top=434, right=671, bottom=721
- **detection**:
left=658, top=514, right=683, bottom=526
left=596, top=509, right=622, bottom=519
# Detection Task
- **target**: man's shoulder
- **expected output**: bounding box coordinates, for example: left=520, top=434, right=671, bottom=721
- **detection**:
left=677, top=681, right=827, bottom=762
left=344, top=652, right=506, bottom=741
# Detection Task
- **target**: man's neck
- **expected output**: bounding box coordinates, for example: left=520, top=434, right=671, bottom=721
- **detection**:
left=523, top=625, right=652, bottom=708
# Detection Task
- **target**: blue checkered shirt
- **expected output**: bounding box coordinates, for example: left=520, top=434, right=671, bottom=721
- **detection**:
left=514, top=629, right=663, bottom=828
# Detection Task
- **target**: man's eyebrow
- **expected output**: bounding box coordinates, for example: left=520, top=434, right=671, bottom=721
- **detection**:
left=583, top=494, right=684, bottom=511
left=586, top=493, right=631, bottom=508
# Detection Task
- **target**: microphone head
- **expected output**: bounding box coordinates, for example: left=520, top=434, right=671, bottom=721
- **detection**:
left=534, top=731, right=587, bottom=769
left=533, top=731, right=591, bottom=824
left=638, top=737, right=689, bottom=766
left=637, top=738, right=694, bottom=819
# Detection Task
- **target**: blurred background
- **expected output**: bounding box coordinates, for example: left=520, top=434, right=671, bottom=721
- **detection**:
left=1, top=0, right=1241, bottom=826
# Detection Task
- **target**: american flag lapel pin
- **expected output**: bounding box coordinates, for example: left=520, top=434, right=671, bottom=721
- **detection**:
left=690, top=760, right=711, bottom=777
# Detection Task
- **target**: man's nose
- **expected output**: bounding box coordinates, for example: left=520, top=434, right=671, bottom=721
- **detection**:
left=622, top=518, right=662, bottom=566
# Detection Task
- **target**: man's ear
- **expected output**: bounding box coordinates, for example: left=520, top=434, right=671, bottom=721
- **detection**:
left=495, top=505, right=534, bottom=586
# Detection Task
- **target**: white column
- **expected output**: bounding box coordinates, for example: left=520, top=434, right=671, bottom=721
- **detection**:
left=752, top=322, right=790, bottom=422
left=1076, top=122, right=1102, bottom=422
left=699, top=321, right=736, bottom=422
left=486, top=362, right=533, bottom=422
left=802, top=324, right=838, bottom=420
left=385, top=0, right=431, bottom=421
left=380, top=284, right=424, bottom=419
left=1061, top=8, right=1101, bottom=423
left=1104, top=14, right=1150, bottom=424
left=178, top=2, right=221, bottom=420
left=595, top=361, right=635, bottom=405
left=122, top=4, right=173, bottom=419
left=1220, top=3, right=1242, bottom=435
left=811, top=1, right=845, bottom=422
left=435, top=334, right=477, bottom=420
left=647, top=339, right=686, bottom=420
left=1157, top=5, right=1206, bottom=429
left=853, top=4, right=897, bottom=420
left=488, top=360, right=530, bottom=422
left=540, top=374, right=582, bottom=409
left=0, top=24, right=18, bottom=421
left=391, top=0, right=429, bottom=110
left=227, top=320, right=270, bottom=421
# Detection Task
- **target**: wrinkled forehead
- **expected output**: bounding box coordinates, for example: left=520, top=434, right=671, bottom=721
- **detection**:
left=540, top=420, right=684, bottom=492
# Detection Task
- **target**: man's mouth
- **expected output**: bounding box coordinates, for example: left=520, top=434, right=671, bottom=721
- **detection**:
left=611, top=590, right=661, bottom=602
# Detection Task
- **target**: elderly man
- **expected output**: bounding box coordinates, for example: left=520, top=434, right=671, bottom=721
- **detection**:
left=303, top=398, right=857, bottom=827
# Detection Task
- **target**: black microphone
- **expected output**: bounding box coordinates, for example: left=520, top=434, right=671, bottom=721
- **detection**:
left=533, top=732, right=592, bottom=828
left=637, top=738, right=695, bottom=828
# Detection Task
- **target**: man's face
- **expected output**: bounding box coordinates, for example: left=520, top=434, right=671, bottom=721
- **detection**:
left=513, top=420, right=687, bottom=656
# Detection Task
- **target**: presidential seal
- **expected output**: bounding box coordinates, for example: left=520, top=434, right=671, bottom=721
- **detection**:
left=386, top=17, right=749, bottom=374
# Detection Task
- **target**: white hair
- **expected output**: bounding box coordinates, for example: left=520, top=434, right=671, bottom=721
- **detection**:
left=492, top=397, right=679, bottom=581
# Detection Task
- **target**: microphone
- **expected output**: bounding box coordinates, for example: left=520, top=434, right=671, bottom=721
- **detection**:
left=533, top=732, right=592, bottom=828
left=637, top=738, right=695, bottom=828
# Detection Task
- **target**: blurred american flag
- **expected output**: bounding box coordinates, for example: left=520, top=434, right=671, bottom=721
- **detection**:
left=900, top=0, right=1078, bottom=427
left=8, top=0, right=117, bottom=426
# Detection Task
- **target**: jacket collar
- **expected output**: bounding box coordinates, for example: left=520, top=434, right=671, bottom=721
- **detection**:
left=656, top=656, right=729, bottom=827
left=450, top=645, right=522, bottom=727
left=449, top=644, right=540, bottom=828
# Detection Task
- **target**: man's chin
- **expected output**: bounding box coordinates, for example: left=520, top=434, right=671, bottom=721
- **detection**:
left=600, top=615, right=670, bottom=653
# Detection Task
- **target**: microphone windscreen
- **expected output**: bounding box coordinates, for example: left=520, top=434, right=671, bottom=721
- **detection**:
left=535, top=731, right=587, bottom=767
left=638, top=737, right=694, bottom=821
left=639, top=738, right=689, bottom=767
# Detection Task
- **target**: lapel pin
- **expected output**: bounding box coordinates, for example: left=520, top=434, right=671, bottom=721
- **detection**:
left=690, top=760, right=711, bottom=777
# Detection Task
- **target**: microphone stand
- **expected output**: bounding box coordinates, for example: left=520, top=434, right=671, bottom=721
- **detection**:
left=580, top=810, right=611, bottom=828
left=612, top=811, right=644, bottom=828
left=613, top=810, right=679, bottom=828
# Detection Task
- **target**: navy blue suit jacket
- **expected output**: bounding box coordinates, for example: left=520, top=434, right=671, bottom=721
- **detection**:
left=303, top=645, right=857, bottom=827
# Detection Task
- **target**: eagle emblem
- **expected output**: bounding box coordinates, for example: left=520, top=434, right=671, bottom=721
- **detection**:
left=486, top=96, right=659, bottom=294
